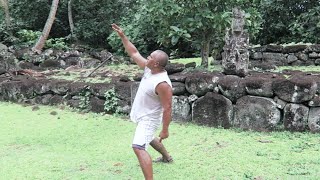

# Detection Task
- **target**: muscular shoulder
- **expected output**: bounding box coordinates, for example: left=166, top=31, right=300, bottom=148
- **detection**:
left=155, top=82, right=172, bottom=96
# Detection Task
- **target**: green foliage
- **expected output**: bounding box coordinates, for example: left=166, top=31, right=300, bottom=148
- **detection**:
left=9, top=0, right=137, bottom=47
left=45, top=37, right=68, bottom=50
left=16, top=29, right=41, bottom=45
left=289, top=6, right=320, bottom=43
left=104, top=87, right=120, bottom=113
left=257, top=0, right=319, bottom=44
left=108, top=0, right=262, bottom=59
left=72, top=0, right=138, bottom=47
left=16, top=29, right=68, bottom=49
left=0, top=22, right=12, bottom=43
left=78, top=86, right=91, bottom=110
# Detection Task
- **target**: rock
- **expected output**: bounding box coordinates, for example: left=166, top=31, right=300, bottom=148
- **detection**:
left=218, top=75, right=246, bottom=103
left=172, top=82, right=187, bottom=95
left=185, top=73, right=221, bottom=96
left=308, top=107, right=320, bottom=133
left=89, top=97, right=105, bottom=113
left=265, top=44, right=283, bottom=52
left=172, top=96, right=191, bottom=122
left=165, top=63, right=185, bottom=75
left=283, top=103, right=309, bottom=132
left=283, top=45, right=307, bottom=53
left=287, top=54, right=298, bottom=64
left=262, top=52, right=287, bottom=65
left=244, top=76, right=273, bottom=97
left=192, top=92, right=233, bottom=128
left=272, top=76, right=317, bottom=103
left=234, top=96, right=281, bottom=131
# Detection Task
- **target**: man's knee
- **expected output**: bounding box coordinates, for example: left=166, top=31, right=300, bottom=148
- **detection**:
left=132, top=144, right=146, bottom=152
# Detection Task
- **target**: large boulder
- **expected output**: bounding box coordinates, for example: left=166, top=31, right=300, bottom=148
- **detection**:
left=0, top=78, right=36, bottom=102
left=306, top=44, right=320, bottom=53
left=169, top=72, right=187, bottom=83
left=130, top=82, right=140, bottom=105
left=308, top=95, right=320, bottom=107
left=165, top=63, right=185, bottom=75
left=283, top=103, right=309, bottom=132
left=218, top=75, right=246, bottom=103
left=192, top=92, right=233, bottom=128
left=114, top=81, right=133, bottom=113
left=262, top=52, right=287, bottom=65
left=115, top=81, right=132, bottom=102
left=172, top=96, right=191, bottom=122
left=68, top=82, right=91, bottom=96
left=90, top=83, right=114, bottom=98
left=172, top=82, right=187, bottom=95
left=234, top=96, right=281, bottom=131
left=0, top=51, right=18, bottom=70
left=283, top=45, right=308, bottom=53
left=244, top=75, right=274, bottom=97
left=308, top=107, right=320, bottom=133
left=50, top=80, right=71, bottom=95
left=49, top=95, right=64, bottom=105
left=185, top=72, right=221, bottom=96
left=265, top=44, right=283, bottom=52
left=272, top=76, right=317, bottom=103
left=89, top=97, right=105, bottom=113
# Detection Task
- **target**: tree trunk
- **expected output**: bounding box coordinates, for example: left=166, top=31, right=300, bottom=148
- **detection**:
left=0, top=0, right=11, bottom=33
left=68, top=0, right=77, bottom=41
left=32, top=0, right=59, bottom=54
left=200, top=40, right=210, bottom=67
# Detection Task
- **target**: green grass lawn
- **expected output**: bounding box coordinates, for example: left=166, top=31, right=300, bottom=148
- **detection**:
left=1, top=102, right=320, bottom=179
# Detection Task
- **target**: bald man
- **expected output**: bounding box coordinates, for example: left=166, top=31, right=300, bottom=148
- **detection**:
left=112, top=24, right=173, bottom=180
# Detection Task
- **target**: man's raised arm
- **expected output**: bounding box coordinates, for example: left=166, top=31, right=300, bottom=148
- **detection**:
left=111, top=24, right=146, bottom=69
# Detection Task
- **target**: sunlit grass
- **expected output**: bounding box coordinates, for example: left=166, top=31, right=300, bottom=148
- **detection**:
left=273, top=65, right=320, bottom=73
left=170, top=57, right=222, bottom=72
left=1, top=102, right=320, bottom=179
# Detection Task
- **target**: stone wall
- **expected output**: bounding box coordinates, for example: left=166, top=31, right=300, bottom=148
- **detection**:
left=1, top=42, right=320, bottom=133
left=1, top=69, right=320, bottom=133
left=249, top=44, right=320, bottom=68
left=167, top=70, right=320, bottom=133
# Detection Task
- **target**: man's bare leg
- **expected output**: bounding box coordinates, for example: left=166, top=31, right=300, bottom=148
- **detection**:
left=133, top=148, right=153, bottom=180
left=150, top=137, right=172, bottom=161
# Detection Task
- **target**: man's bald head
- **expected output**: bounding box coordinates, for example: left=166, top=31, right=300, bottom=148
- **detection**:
left=153, top=50, right=169, bottom=68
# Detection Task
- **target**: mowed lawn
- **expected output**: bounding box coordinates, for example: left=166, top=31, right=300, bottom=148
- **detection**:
left=0, top=102, right=320, bottom=179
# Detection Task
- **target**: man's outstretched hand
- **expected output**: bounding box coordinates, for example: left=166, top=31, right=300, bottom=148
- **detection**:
left=111, top=23, right=124, bottom=37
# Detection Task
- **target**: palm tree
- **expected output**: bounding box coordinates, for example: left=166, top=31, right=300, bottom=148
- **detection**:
left=32, top=0, right=59, bottom=54
left=68, top=0, right=77, bottom=41
left=0, top=0, right=11, bottom=33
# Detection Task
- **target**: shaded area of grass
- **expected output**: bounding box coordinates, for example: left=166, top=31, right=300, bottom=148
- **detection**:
left=1, top=102, right=320, bottom=179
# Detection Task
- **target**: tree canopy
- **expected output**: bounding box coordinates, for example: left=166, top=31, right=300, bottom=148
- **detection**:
left=0, top=0, right=319, bottom=60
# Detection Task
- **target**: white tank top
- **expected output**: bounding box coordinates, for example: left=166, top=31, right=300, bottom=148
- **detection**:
left=130, top=67, right=172, bottom=123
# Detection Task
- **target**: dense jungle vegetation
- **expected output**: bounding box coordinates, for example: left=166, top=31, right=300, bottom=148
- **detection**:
left=0, top=0, right=319, bottom=59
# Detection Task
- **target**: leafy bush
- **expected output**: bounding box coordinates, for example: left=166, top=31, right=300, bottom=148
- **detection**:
left=104, top=87, right=120, bottom=113
left=16, top=29, right=41, bottom=45
left=79, top=86, right=91, bottom=110
left=289, top=6, right=320, bottom=43
left=45, top=37, right=68, bottom=50
left=16, top=29, right=68, bottom=49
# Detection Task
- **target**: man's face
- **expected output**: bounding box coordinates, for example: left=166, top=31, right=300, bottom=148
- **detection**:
left=146, top=51, right=159, bottom=69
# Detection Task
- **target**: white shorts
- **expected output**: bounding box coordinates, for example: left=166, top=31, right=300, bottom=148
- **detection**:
left=132, top=116, right=161, bottom=151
